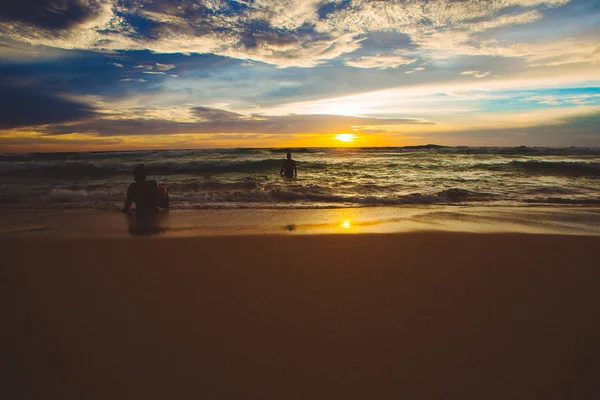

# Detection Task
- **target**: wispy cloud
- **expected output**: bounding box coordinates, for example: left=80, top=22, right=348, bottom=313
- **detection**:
left=346, top=54, right=417, bottom=69
left=461, top=71, right=491, bottom=79
left=39, top=105, right=431, bottom=137
left=0, top=0, right=588, bottom=68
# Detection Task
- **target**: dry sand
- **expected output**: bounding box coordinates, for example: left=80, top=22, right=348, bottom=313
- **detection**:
left=3, top=232, right=600, bottom=399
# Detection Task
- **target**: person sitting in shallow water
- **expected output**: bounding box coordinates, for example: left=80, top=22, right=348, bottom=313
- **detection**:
left=122, top=164, right=169, bottom=213
left=280, top=152, right=297, bottom=179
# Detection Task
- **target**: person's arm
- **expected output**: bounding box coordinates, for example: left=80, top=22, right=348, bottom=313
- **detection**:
left=280, top=163, right=285, bottom=176
left=122, top=198, right=133, bottom=213
left=122, top=183, right=135, bottom=212
left=148, top=180, right=161, bottom=211
left=294, top=161, right=297, bottom=178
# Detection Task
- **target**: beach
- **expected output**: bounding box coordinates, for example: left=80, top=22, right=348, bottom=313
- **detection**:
left=3, top=209, right=600, bottom=399
left=3, top=0, right=600, bottom=396
left=3, top=147, right=600, bottom=399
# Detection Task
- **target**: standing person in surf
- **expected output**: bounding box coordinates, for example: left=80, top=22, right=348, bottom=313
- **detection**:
left=280, top=152, right=297, bottom=179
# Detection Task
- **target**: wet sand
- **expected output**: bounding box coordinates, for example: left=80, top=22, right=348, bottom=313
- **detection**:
left=3, top=232, right=599, bottom=399
left=1, top=205, right=600, bottom=238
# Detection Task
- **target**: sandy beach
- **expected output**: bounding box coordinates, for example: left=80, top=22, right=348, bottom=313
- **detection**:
left=3, top=229, right=599, bottom=399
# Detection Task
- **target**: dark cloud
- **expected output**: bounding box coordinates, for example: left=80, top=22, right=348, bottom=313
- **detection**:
left=193, top=106, right=244, bottom=121
left=40, top=106, right=430, bottom=136
left=116, top=0, right=228, bottom=40
left=0, top=85, right=97, bottom=129
left=0, top=0, right=105, bottom=31
left=425, top=111, right=600, bottom=146
left=0, top=134, right=123, bottom=146
left=241, top=20, right=300, bottom=50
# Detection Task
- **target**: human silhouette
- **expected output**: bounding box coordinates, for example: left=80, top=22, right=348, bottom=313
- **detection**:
left=280, top=152, right=297, bottom=178
left=122, top=164, right=169, bottom=213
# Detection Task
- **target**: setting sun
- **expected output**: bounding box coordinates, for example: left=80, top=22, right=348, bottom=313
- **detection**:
left=335, top=134, right=356, bottom=143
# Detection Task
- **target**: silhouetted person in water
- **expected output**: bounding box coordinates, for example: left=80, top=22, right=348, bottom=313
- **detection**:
left=280, top=152, right=297, bottom=179
left=122, top=164, right=169, bottom=214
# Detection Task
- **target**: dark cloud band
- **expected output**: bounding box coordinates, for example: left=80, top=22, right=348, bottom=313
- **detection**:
left=40, top=106, right=430, bottom=136
left=0, top=85, right=97, bottom=129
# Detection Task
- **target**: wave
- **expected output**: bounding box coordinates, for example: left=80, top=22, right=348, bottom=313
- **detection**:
left=169, top=180, right=259, bottom=192
left=44, top=189, right=120, bottom=203
left=165, top=187, right=495, bottom=205
left=0, top=161, right=127, bottom=178
left=267, top=148, right=317, bottom=154
left=447, top=146, right=600, bottom=156
left=524, top=197, right=600, bottom=205
left=469, top=160, right=600, bottom=177
left=508, top=160, right=600, bottom=177
left=0, top=159, right=330, bottom=178
left=4, top=184, right=600, bottom=208
left=0, top=184, right=494, bottom=206
left=523, top=186, right=579, bottom=195
left=3, top=145, right=599, bottom=161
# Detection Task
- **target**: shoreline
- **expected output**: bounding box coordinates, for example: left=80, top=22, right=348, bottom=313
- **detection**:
left=1, top=205, right=599, bottom=238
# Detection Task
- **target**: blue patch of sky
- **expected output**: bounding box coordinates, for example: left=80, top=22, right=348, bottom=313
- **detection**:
left=343, top=31, right=417, bottom=59
left=220, top=0, right=252, bottom=16
left=473, top=87, right=600, bottom=113
left=0, top=51, right=123, bottom=93
left=114, top=12, right=161, bottom=40
left=317, top=0, right=353, bottom=19
left=477, top=0, right=600, bottom=43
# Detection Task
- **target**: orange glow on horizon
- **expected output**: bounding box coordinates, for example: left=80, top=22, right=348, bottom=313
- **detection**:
left=0, top=129, right=421, bottom=153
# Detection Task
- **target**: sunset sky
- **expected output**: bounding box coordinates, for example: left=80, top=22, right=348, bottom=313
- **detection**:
left=0, top=0, right=599, bottom=151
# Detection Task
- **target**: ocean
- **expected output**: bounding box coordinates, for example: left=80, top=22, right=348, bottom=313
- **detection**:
left=1, top=146, right=599, bottom=210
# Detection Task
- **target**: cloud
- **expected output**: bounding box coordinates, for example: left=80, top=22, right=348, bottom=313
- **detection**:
left=461, top=70, right=491, bottom=78
left=0, top=40, right=73, bottom=60
left=522, top=93, right=600, bottom=106
left=404, top=66, right=425, bottom=74
left=132, top=62, right=177, bottom=75
left=38, top=105, right=431, bottom=136
left=0, top=0, right=586, bottom=68
left=155, top=63, right=175, bottom=71
left=0, top=0, right=108, bottom=30
left=258, top=69, right=600, bottom=118
left=422, top=110, right=600, bottom=146
left=0, top=84, right=97, bottom=129
left=346, top=54, right=416, bottom=69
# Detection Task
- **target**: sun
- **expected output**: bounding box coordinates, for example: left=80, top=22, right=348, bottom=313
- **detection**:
left=335, top=134, right=356, bottom=143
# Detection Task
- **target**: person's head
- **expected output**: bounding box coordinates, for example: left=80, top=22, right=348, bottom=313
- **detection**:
left=133, top=164, right=147, bottom=183
left=286, top=152, right=292, bottom=160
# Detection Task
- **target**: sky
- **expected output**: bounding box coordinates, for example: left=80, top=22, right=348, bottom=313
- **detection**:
left=0, top=0, right=599, bottom=152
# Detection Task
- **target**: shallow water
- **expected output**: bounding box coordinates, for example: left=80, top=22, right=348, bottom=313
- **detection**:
left=1, top=146, right=599, bottom=209
left=1, top=206, right=599, bottom=238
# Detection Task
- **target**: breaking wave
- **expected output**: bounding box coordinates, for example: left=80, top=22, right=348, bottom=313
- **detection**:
left=471, top=160, right=600, bottom=177
left=0, top=159, right=330, bottom=179
left=5, top=186, right=494, bottom=207
left=507, top=160, right=600, bottom=177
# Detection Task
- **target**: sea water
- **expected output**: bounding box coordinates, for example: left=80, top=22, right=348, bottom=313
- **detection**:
left=1, top=146, right=599, bottom=209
